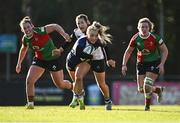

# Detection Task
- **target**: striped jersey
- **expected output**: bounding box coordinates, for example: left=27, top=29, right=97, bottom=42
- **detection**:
left=129, top=32, right=163, bottom=62
left=22, top=27, right=58, bottom=61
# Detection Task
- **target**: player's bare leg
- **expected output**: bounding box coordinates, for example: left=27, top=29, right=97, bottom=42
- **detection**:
left=70, top=62, right=90, bottom=110
left=50, top=70, right=73, bottom=90
left=26, top=65, right=45, bottom=109
left=94, top=72, right=112, bottom=110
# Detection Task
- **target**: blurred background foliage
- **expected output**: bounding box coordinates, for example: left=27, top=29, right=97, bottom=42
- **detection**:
left=0, top=0, right=179, bottom=81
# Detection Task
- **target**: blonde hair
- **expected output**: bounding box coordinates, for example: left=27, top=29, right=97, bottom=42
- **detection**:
left=87, top=21, right=112, bottom=44
left=19, top=16, right=33, bottom=28
left=137, top=17, right=154, bottom=32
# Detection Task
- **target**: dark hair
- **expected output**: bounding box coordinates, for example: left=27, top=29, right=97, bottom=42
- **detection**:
left=75, top=14, right=90, bottom=25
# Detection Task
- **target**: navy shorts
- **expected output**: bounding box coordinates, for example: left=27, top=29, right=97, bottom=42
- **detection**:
left=90, top=59, right=105, bottom=73
left=32, top=57, right=63, bottom=71
left=136, top=60, right=160, bottom=75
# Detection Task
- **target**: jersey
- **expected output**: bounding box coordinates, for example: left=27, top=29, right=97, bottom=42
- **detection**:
left=22, top=27, right=57, bottom=61
left=65, top=28, right=111, bottom=62
left=129, top=32, right=163, bottom=62
left=66, top=36, right=97, bottom=70
left=70, top=36, right=95, bottom=60
left=73, top=28, right=109, bottom=61
left=72, top=28, right=85, bottom=40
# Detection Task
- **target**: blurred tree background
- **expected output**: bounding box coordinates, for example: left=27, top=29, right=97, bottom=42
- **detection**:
left=0, top=0, right=179, bottom=81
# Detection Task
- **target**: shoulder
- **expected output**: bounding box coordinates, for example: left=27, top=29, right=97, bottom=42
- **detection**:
left=73, top=28, right=85, bottom=39
left=94, top=40, right=106, bottom=47
left=73, top=37, right=87, bottom=49
left=128, top=32, right=139, bottom=47
left=21, top=35, right=29, bottom=45
left=131, top=32, right=139, bottom=41
left=150, top=32, right=161, bottom=39
left=22, top=35, right=25, bottom=41
left=22, top=35, right=29, bottom=42
left=150, top=32, right=163, bottom=44
left=33, top=27, right=46, bottom=34
left=77, top=36, right=87, bottom=44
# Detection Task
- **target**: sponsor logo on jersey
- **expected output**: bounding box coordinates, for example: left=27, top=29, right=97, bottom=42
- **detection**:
left=141, top=49, right=150, bottom=55
left=32, top=46, right=44, bottom=51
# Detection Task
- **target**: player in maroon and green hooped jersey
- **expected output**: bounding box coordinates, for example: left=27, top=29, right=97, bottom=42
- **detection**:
left=16, top=16, right=73, bottom=109
left=122, top=17, right=168, bottom=111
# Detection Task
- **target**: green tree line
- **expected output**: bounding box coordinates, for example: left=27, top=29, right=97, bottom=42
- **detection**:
left=0, top=0, right=179, bottom=80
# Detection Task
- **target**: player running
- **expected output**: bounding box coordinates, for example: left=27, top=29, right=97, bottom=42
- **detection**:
left=121, top=17, right=168, bottom=111
left=16, top=16, right=73, bottom=109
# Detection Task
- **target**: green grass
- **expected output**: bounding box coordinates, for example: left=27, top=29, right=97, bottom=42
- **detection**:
left=0, top=105, right=180, bottom=123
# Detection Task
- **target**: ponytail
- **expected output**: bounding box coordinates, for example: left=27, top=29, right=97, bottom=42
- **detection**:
left=87, top=21, right=112, bottom=44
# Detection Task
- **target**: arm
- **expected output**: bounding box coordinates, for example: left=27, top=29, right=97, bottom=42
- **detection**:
left=45, top=24, right=70, bottom=42
left=52, top=32, right=78, bottom=56
left=16, top=44, right=28, bottom=73
left=157, top=43, right=168, bottom=75
left=104, top=45, right=116, bottom=68
left=76, top=46, right=93, bottom=60
left=104, top=45, right=110, bottom=60
left=121, top=46, right=134, bottom=76
left=61, top=32, right=77, bottom=51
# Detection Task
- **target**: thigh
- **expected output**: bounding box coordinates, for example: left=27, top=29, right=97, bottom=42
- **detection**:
left=68, top=70, right=75, bottom=82
left=47, top=57, right=63, bottom=72
left=91, top=60, right=105, bottom=73
left=137, top=74, right=145, bottom=87
left=146, top=72, right=158, bottom=81
left=75, top=62, right=91, bottom=79
left=146, top=60, right=160, bottom=75
left=26, top=65, right=45, bottom=83
left=32, top=57, right=46, bottom=69
left=93, top=71, right=106, bottom=84
left=66, top=59, right=76, bottom=81
left=50, top=70, right=64, bottom=83
left=136, top=62, right=146, bottom=75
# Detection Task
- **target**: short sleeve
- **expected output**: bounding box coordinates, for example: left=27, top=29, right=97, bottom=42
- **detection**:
left=33, top=27, right=47, bottom=34
left=156, top=35, right=163, bottom=45
left=152, top=33, right=164, bottom=45
left=21, top=36, right=27, bottom=47
left=128, top=33, right=138, bottom=47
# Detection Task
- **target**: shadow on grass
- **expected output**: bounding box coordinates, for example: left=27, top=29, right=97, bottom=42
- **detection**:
left=112, top=108, right=180, bottom=113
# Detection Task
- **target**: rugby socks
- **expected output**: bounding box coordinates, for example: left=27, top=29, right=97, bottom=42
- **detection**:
left=27, top=101, right=34, bottom=106
left=145, top=93, right=152, bottom=107
left=104, top=97, right=112, bottom=104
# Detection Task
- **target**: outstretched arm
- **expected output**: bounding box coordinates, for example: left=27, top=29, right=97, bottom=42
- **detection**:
left=121, top=46, right=134, bottom=76
left=104, top=45, right=116, bottom=68
left=16, top=44, right=28, bottom=73
left=158, top=43, right=168, bottom=75
left=45, top=24, right=70, bottom=42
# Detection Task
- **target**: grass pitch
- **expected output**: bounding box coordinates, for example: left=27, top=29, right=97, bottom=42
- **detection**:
left=0, top=105, right=180, bottom=123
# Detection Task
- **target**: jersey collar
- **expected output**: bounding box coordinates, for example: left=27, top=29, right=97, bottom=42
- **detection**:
left=139, top=32, right=150, bottom=39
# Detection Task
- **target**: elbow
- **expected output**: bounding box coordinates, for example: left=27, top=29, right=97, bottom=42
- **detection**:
left=48, top=24, right=59, bottom=32
left=53, top=24, right=59, bottom=31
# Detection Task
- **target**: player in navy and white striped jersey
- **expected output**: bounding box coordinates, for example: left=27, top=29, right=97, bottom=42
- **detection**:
left=52, top=14, right=115, bottom=110
left=68, top=20, right=115, bottom=110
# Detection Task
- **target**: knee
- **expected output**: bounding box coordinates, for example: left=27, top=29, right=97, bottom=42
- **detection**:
left=144, top=77, right=154, bottom=93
